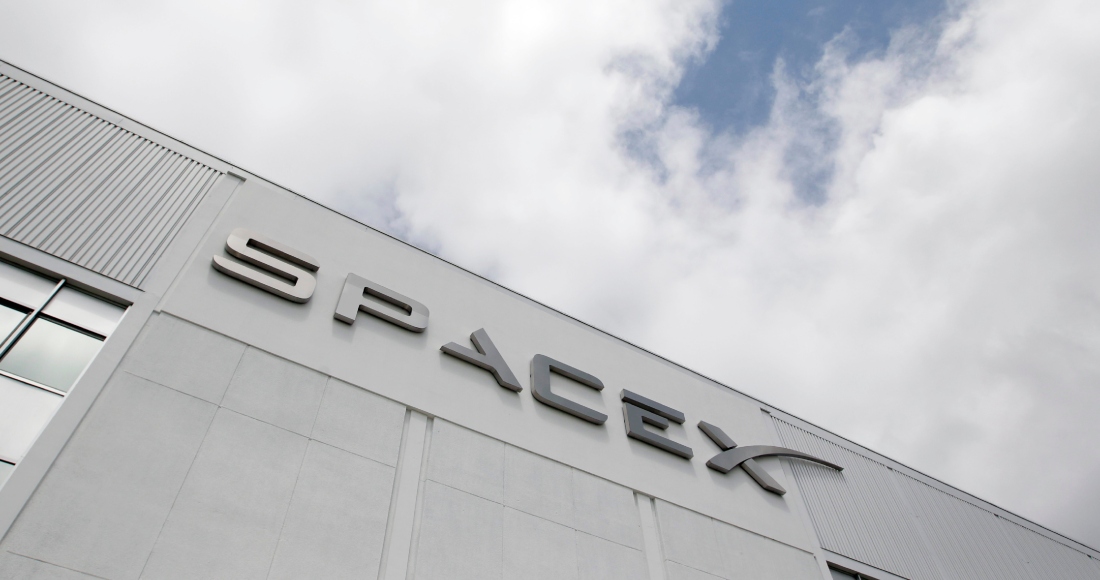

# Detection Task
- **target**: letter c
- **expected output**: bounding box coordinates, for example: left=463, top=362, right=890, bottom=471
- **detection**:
left=530, top=355, right=607, bottom=424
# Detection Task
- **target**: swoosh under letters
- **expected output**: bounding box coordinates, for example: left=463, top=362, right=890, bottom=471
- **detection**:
left=706, top=446, right=844, bottom=473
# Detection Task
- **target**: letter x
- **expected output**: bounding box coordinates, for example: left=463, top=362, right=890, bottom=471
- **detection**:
left=698, top=422, right=843, bottom=495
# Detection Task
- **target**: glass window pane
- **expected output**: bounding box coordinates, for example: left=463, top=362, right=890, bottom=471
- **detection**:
left=0, top=260, right=56, bottom=310
left=0, top=374, right=63, bottom=462
left=830, top=569, right=859, bottom=580
left=0, top=460, right=12, bottom=489
left=42, top=287, right=125, bottom=337
left=0, top=318, right=103, bottom=392
left=0, top=302, right=28, bottom=345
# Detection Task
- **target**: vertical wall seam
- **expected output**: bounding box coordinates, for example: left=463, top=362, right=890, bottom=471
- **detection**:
left=150, top=173, right=243, bottom=310
left=377, top=410, right=429, bottom=580
left=403, top=416, right=433, bottom=580
left=377, top=410, right=414, bottom=580
left=636, top=493, right=667, bottom=580
left=261, top=431, right=312, bottom=580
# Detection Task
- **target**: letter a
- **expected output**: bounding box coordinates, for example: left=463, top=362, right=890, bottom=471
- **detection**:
left=441, top=328, right=522, bottom=392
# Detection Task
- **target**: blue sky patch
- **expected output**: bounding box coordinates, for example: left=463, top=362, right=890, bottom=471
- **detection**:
left=674, top=0, right=946, bottom=136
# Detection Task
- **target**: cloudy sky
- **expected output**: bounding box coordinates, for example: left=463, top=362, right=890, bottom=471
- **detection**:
left=3, top=0, right=1099, bottom=550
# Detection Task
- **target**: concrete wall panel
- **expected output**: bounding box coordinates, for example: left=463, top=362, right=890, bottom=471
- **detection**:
left=156, top=181, right=820, bottom=549
left=502, top=507, right=579, bottom=580
left=221, top=347, right=327, bottom=437
left=713, top=520, right=820, bottom=580
left=654, top=499, right=726, bottom=578
left=413, top=480, right=504, bottom=580
left=119, top=313, right=245, bottom=405
left=0, top=373, right=215, bottom=580
left=0, top=552, right=101, bottom=580
left=426, top=420, right=505, bottom=504
left=268, top=441, right=394, bottom=580
left=505, top=445, right=574, bottom=528
left=141, top=409, right=307, bottom=580
left=310, top=377, right=406, bottom=466
left=666, top=561, right=725, bottom=580
left=571, top=469, right=644, bottom=550
left=575, top=532, right=647, bottom=580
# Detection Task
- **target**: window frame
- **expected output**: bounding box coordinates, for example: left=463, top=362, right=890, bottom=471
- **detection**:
left=0, top=311, right=109, bottom=396
left=0, top=258, right=128, bottom=479
left=828, top=565, right=878, bottom=580
left=0, top=151, right=234, bottom=545
left=0, top=270, right=117, bottom=376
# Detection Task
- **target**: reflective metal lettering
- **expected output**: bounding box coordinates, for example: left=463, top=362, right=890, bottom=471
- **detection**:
left=441, top=328, right=522, bottom=391
left=334, top=273, right=429, bottom=332
left=698, top=421, right=842, bottom=495
left=211, top=228, right=319, bottom=303
left=530, top=354, right=607, bottom=424
left=621, top=390, right=692, bottom=459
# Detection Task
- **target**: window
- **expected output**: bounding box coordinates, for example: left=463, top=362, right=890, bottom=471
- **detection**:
left=0, top=260, right=125, bottom=489
left=829, top=566, right=878, bottom=580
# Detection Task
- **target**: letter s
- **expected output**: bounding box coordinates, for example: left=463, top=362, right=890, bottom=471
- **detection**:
left=212, top=228, right=320, bottom=303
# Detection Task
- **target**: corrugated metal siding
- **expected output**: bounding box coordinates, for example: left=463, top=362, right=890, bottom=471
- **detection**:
left=0, top=72, right=220, bottom=287
left=990, top=510, right=1100, bottom=580
left=895, top=472, right=1027, bottom=580
left=773, top=418, right=939, bottom=579
left=774, top=417, right=1100, bottom=579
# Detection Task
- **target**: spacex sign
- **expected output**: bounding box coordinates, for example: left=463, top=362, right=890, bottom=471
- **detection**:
left=213, top=228, right=842, bottom=495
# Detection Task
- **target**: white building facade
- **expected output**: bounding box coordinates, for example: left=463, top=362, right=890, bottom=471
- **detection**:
left=0, top=59, right=1097, bottom=580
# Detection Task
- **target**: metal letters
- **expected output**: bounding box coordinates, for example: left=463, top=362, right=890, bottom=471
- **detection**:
left=621, top=390, right=692, bottom=459
left=334, top=273, right=429, bottom=332
left=699, top=421, right=842, bottom=495
left=441, top=328, right=522, bottom=391
left=211, top=228, right=319, bottom=303
left=530, top=354, right=607, bottom=424
left=212, top=225, right=843, bottom=498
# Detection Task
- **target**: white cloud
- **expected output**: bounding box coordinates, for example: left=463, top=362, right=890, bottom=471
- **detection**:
left=2, top=0, right=1099, bottom=549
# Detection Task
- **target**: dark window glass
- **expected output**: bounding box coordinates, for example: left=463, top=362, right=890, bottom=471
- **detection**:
left=0, top=460, right=13, bottom=488
left=0, top=302, right=27, bottom=345
left=830, top=569, right=859, bottom=580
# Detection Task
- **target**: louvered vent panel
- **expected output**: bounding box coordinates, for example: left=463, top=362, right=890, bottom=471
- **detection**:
left=0, top=73, right=221, bottom=286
